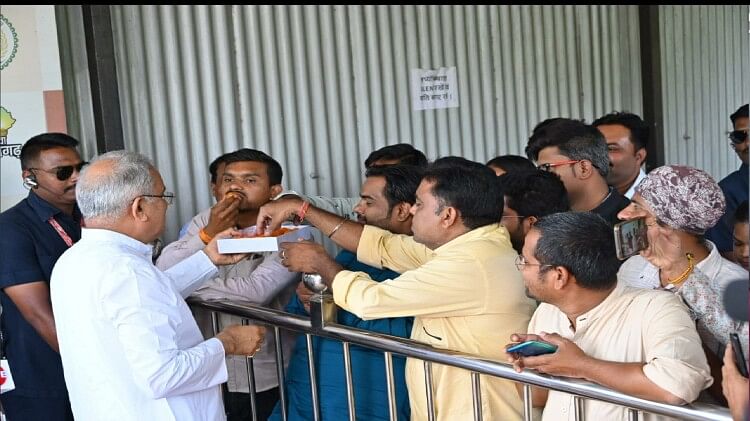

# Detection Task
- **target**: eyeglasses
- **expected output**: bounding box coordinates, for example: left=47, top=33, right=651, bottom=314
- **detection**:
left=514, top=254, right=554, bottom=271
left=728, top=129, right=748, bottom=145
left=29, top=161, right=88, bottom=181
left=537, top=160, right=581, bottom=172
left=140, top=192, right=175, bottom=205
left=502, top=215, right=526, bottom=219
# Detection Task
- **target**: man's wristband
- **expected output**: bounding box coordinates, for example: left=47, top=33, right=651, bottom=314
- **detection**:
left=199, top=228, right=213, bottom=245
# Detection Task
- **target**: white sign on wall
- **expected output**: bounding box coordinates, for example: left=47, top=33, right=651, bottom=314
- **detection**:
left=411, top=67, right=459, bottom=111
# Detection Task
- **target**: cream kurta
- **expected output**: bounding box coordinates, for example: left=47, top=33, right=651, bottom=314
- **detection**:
left=528, top=284, right=712, bottom=421
left=332, top=224, right=537, bottom=420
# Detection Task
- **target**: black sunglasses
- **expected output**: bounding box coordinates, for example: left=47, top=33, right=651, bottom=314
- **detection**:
left=30, top=162, right=88, bottom=181
left=728, top=129, right=748, bottom=145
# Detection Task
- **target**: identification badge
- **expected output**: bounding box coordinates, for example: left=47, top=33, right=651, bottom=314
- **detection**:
left=0, top=359, right=15, bottom=394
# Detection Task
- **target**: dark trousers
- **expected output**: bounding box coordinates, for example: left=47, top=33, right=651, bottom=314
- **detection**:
left=0, top=393, right=74, bottom=421
left=226, top=387, right=280, bottom=421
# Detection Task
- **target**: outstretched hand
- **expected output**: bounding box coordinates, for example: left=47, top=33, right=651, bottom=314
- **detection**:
left=255, top=197, right=304, bottom=235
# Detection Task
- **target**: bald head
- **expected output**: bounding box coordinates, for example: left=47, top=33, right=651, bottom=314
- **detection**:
left=77, top=150, right=156, bottom=222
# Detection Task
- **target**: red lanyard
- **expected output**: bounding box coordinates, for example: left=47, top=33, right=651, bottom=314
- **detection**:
left=48, top=217, right=74, bottom=247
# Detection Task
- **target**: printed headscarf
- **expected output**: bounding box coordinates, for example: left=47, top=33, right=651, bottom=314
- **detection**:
left=636, top=165, right=726, bottom=235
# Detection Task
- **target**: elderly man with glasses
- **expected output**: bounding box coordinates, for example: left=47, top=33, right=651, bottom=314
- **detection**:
left=707, top=104, right=749, bottom=261
left=525, top=118, right=630, bottom=227
left=50, top=150, right=265, bottom=421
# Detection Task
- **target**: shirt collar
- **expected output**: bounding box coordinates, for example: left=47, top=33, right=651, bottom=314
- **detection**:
left=624, top=168, right=647, bottom=199
left=80, top=228, right=154, bottom=259
left=571, top=282, right=626, bottom=329
left=434, top=223, right=511, bottom=253
left=27, top=190, right=82, bottom=223
left=695, top=240, right=722, bottom=282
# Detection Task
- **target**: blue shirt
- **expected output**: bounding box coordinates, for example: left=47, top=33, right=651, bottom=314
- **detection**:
left=0, top=191, right=81, bottom=398
left=706, top=163, right=749, bottom=253
left=270, top=250, right=413, bottom=421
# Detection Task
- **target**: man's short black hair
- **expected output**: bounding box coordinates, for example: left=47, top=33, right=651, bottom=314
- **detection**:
left=592, top=111, right=649, bottom=152
left=525, top=118, right=610, bottom=178
left=208, top=152, right=232, bottom=184
left=498, top=170, right=570, bottom=218
left=735, top=201, right=749, bottom=225
left=421, top=161, right=503, bottom=230
left=731, top=104, right=749, bottom=127
left=533, top=212, right=620, bottom=290
left=365, top=165, right=423, bottom=211
left=431, top=156, right=487, bottom=171
left=222, top=148, right=283, bottom=185
left=364, top=143, right=428, bottom=168
left=486, top=155, right=536, bottom=173
left=20, top=132, right=79, bottom=170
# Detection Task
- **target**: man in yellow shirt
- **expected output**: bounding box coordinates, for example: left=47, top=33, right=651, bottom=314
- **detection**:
left=256, top=158, right=537, bottom=420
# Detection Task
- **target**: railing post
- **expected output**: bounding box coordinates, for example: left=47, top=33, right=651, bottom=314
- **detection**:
left=241, top=319, right=258, bottom=421
left=384, top=352, right=397, bottom=421
left=273, top=327, right=288, bottom=421
left=627, top=408, right=639, bottom=421
left=342, top=342, right=356, bottom=421
left=471, top=372, right=483, bottom=421
left=573, top=396, right=585, bottom=421
left=424, top=361, right=436, bottom=421
left=523, top=384, right=533, bottom=421
left=306, top=334, right=321, bottom=421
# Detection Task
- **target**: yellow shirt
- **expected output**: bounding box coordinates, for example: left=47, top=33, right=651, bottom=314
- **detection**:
left=527, top=284, right=712, bottom=421
left=332, top=224, right=537, bottom=421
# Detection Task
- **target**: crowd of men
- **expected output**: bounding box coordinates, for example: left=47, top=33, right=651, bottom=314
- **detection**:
left=0, top=104, right=747, bottom=421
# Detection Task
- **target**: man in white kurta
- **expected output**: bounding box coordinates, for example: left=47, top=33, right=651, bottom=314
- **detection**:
left=50, top=150, right=263, bottom=421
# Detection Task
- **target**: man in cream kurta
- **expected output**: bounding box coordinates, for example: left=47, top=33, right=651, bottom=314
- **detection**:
left=258, top=161, right=537, bottom=420
left=507, top=212, right=711, bottom=421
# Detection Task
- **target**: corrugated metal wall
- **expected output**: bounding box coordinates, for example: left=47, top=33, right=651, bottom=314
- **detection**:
left=62, top=5, right=643, bottom=242
left=660, top=5, right=749, bottom=181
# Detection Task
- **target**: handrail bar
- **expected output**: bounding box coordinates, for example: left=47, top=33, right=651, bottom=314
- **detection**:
left=189, top=298, right=731, bottom=421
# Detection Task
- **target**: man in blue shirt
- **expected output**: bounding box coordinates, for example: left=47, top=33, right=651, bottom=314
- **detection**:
left=0, top=133, right=85, bottom=420
left=707, top=104, right=749, bottom=259
left=270, top=165, right=422, bottom=421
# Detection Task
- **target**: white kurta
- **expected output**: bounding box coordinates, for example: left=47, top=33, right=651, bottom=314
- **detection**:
left=51, top=228, right=228, bottom=421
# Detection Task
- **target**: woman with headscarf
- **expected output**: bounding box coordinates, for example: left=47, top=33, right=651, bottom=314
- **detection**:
left=617, top=165, right=748, bottom=402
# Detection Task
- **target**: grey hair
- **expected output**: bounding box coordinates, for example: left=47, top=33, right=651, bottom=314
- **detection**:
left=76, top=150, right=155, bottom=221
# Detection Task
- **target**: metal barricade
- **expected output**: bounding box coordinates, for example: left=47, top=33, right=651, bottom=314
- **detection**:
left=192, top=298, right=732, bottom=421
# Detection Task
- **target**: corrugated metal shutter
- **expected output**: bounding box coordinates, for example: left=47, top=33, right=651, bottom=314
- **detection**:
left=660, top=5, right=750, bottom=181
left=62, top=5, right=643, bottom=241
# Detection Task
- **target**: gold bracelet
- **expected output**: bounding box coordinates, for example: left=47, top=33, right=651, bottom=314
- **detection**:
left=667, top=253, right=695, bottom=287
left=328, top=218, right=346, bottom=238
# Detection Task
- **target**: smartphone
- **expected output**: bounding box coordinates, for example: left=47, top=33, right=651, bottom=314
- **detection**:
left=613, top=218, right=649, bottom=261
left=730, top=333, right=748, bottom=378
left=506, top=340, right=558, bottom=357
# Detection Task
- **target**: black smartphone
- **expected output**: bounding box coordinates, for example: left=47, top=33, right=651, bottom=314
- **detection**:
left=613, top=218, right=649, bottom=261
left=730, top=333, right=748, bottom=378
left=506, top=340, right=558, bottom=357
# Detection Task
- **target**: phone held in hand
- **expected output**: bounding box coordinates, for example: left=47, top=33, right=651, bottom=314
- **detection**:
left=507, top=340, right=558, bottom=357
left=729, top=333, right=748, bottom=378
left=614, top=217, right=649, bottom=261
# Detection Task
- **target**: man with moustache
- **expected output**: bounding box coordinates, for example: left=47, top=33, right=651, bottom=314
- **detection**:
left=592, top=112, right=649, bottom=199
left=157, top=148, right=306, bottom=420
left=272, top=165, right=422, bottom=421
left=0, top=133, right=86, bottom=420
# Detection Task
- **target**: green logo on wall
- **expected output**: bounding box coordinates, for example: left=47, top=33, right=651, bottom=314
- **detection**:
left=1, top=14, right=19, bottom=70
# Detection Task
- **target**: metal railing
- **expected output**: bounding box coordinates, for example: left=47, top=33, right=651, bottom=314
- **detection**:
left=189, top=298, right=732, bottom=421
